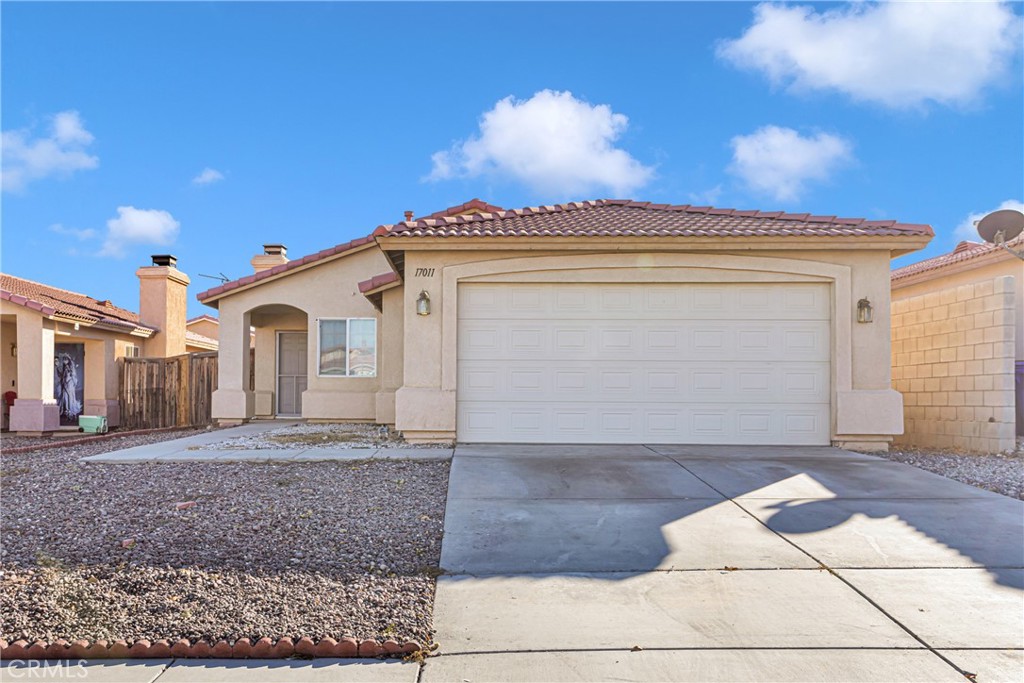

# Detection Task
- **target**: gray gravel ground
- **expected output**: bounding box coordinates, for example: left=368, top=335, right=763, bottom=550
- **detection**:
left=195, top=422, right=449, bottom=450
left=877, top=438, right=1024, bottom=500
left=0, top=428, right=449, bottom=645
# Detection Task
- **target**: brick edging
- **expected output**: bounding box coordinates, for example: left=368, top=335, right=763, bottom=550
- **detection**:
left=1, top=426, right=206, bottom=456
left=0, top=636, right=423, bottom=660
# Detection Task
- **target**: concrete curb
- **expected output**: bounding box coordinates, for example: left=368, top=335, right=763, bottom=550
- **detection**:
left=0, top=636, right=422, bottom=660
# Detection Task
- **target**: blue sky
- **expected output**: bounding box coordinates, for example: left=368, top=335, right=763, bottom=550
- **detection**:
left=2, top=1, right=1022, bottom=319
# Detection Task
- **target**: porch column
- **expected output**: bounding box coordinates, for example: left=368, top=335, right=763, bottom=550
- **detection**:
left=211, top=305, right=253, bottom=425
left=10, top=312, right=59, bottom=434
left=253, top=327, right=276, bottom=417
left=83, top=338, right=120, bottom=427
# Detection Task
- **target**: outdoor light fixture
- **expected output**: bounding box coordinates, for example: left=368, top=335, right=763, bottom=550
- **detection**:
left=9, top=343, right=16, bottom=357
left=416, top=290, right=431, bottom=316
left=857, top=297, right=873, bottom=324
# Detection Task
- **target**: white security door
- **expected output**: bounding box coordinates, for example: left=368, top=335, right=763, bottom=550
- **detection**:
left=277, top=332, right=308, bottom=417
left=456, top=282, right=831, bottom=445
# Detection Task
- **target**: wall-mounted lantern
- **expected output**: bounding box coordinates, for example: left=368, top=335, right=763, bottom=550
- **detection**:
left=857, top=297, right=873, bottom=323
left=9, top=343, right=16, bottom=357
left=416, top=290, right=431, bottom=316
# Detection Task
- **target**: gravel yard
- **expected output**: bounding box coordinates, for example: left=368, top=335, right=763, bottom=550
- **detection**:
left=0, top=427, right=449, bottom=647
left=194, top=422, right=449, bottom=450
left=876, top=438, right=1024, bottom=500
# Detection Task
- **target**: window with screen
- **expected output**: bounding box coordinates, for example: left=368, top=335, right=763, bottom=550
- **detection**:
left=318, top=318, right=376, bottom=377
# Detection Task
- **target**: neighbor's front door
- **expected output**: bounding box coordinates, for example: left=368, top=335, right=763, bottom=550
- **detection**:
left=277, top=332, right=307, bottom=417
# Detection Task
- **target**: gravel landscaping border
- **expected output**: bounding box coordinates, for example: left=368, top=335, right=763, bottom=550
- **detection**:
left=874, top=438, right=1024, bottom=500
left=1, top=425, right=450, bottom=659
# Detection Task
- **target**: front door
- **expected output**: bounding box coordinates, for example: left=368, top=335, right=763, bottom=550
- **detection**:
left=277, top=332, right=307, bottom=417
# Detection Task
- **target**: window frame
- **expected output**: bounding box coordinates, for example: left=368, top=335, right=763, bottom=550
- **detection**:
left=316, top=317, right=377, bottom=378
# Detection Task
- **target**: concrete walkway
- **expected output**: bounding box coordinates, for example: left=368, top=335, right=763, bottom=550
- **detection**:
left=0, top=659, right=419, bottom=682
left=79, top=421, right=452, bottom=463
left=425, top=444, right=1024, bottom=682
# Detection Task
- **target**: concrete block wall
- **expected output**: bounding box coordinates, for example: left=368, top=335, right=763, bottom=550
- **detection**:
left=891, top=275, right=1017, bottom=453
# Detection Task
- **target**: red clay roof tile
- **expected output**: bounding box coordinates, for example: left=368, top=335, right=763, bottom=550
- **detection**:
left=380, top=199, right=933, bottom=240
left=0, top=273, right=153, bottom=333
left=891, top=235, right=1023, bottom=282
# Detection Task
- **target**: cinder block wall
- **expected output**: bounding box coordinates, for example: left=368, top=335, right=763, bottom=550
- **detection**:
left=891, top=275, right=1017, bottom=453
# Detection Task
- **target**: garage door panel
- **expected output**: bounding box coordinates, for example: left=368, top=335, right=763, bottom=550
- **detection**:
left=458, top=320, right=830, bottom=361
left=461, top=282, right=830, bottom=321
left=457, top=283, right=831, bottom=445
left=457, top=360, right=830, bottom=404
left=457, top=401, right=830, bottom=445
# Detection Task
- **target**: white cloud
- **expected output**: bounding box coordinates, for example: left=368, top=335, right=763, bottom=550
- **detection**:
left=718, top=2, right=1023, bottom=108
left=49, top=223, right=97, bottom=241
left=954, top=199, right=1024, bottom=241
left=99, top=206, right=180, bottom=258
left=192, top=167, right=224, bottom=185
left=1, top=110, right=99, bottom=192
left=427, top=89, right=655, bottom=197
left=728, top=125, right=853, bottom=202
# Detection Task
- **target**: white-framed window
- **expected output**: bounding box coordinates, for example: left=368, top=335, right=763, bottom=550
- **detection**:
left=126, top=344, right=141, bottom=358
left=317, top=318, right=376, bottom=377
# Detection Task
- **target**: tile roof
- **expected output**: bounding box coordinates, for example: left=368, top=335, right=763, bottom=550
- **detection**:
left=891, top=235, right=1024, bottom=282
left=0, top=273, right=154, bottom=333
left=196, top=236, right=377, bottom=302
left=185, top=329, right=218, bottom=347
left=187, top=314, right=219, bottom=324
left=418, top=198, right=506, bottom=220
left=357, top=271, right=402, bottom=294
left=379, top=199, right=933, bottom=240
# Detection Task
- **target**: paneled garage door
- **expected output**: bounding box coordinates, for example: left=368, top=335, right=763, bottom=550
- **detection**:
left=457, top=282, right=831, bottom=445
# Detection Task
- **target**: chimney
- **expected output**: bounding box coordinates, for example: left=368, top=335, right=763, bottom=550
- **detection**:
left=251, top=243, right=289, bottom=273
left=137, top=254, right=190, bottom=358
left=404, top=210, right=414, bottom=222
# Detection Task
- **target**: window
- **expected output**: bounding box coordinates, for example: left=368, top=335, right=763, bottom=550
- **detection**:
left=125, top=344, right=140, bottom=358
left=318, top=318, right=376, bottom=377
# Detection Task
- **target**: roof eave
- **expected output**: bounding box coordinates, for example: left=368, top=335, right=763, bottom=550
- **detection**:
left=892, top=244, right=1022, bottom=288
left=377, top=234, right=934, bottom=252
left=197, top=240, right=379, bottom=305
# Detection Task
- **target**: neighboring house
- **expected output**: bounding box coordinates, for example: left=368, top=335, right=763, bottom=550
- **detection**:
left=187, top=313, right=254, bottom=349
left=198, top=198, right=932, bottom=451
left=1, top=255, right=207, bottom=433
left=891, top=236, right=1023, bottom=451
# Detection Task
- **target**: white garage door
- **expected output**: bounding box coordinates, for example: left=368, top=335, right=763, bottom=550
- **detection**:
left=457, top=282, right=831, bottom=445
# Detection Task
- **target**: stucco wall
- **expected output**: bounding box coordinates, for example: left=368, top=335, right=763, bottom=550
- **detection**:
left=395, top=247, right=902, bottom=446
left=210, top=245, right=394, bottom=423
left=891, top=275, right=1017, bottom=453
left=893, top=258, right=1023, bottom=360
left=188, top=318, right=220, bottom=341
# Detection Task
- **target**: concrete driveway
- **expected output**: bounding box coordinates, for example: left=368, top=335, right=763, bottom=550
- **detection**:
left=426, top=445, right=1024, bottom=682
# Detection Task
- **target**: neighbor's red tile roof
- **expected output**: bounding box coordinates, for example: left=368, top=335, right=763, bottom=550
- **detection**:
left=187, top=314, right=219, bottom=324
left=381, top=199, right=933, bottom=239
left=0, top=273, right=154, bottom=333
left=185, top=329, right=218, bottom=347
left=891, top=235, right=1023, bottom=282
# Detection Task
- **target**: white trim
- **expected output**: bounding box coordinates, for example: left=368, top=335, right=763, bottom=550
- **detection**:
left=315, top=317, right=378, bottom=378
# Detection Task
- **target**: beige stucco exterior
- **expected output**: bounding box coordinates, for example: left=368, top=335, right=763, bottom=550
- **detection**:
left=2, top=257, right=206, bottom=434
left=204, top=231, right=928, bottom=450
left=0, top=301, right=151, bottom=432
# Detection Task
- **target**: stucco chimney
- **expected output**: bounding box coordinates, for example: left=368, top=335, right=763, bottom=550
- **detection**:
left=137, top=254, right=190, bottom=358
left=251, top=244, right=289, bottom=273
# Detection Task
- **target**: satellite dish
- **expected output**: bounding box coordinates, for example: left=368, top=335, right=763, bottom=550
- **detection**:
left=976, top=209, right=1024, bottom=245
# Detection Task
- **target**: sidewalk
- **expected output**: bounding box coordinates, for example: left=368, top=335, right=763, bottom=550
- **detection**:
left=78, top=421, right=452, bottom=463
left=0, top=659, right=419, bottom=682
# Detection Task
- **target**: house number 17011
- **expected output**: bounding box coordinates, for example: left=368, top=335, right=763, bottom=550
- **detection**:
left=414, top=268, right=435, bottom=277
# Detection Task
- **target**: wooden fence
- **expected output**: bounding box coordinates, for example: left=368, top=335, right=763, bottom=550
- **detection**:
left=119, top=352, right=218, bottom=429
